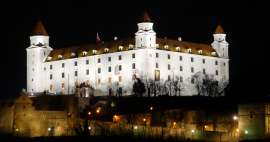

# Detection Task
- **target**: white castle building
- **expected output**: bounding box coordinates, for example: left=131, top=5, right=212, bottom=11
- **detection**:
left=26, top=13, right=229, bottom=96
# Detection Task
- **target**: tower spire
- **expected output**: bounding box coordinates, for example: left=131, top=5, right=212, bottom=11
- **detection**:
left=142, top=11, right=151, bottom=22
left=32, top=20, right=48, bottom=36
left=214, top=25, right=224, bottom=34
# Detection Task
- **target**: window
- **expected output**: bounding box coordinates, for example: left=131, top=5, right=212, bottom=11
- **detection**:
left=108, top=77, right=112, bottom=84
left=187, top=48, right=192, bottom=53
left=180, top=66, right=183, bottom=71
left=118, top=55, right=122, bottom=60
left=191, top=57, right=194, bottom=62
left=155, top=70, right=160, bottom=81
left=104, top=48, right=109, bottom=53
left=86, top=69, right=89, bottom=75
left=119, top=65, right=122, bottom=71
left=168, top=75, right=171, bottom=81
left=191, top=78, right=195, bottom=84
left=179, top=56, right=182, bottom=61
left=216, top=70, right=219, bottom=75
left=74, top=61, right=78, bottom=66
left=108, top=57, right=111, bottom=62
left=62, top=72, right=65, bottom=78
left=132, top=63, right=136, bottom=69
left=98, top=68, right=101, bottom=74
left=50, top=74, right=53, bottom=80
left=203, top=68, right=206, bottom=74
left=132, top=53, right=135, bottom=58
left=108, top=66, right=111, bottom=72
left=86, top=60, right=89, bottom=64
left=168, top=64, right=171, bottom=70
left=62, top=63, right=65, bottom=68
left=61, top=83, right=65, bottom=89
left=156, top=53, right=159, bottom=58
left=168, top=54, right=170, bottom=59
left=156, top=63, right=159, bottom=68
left=118, top=46, right=123, bottom=51
left=191, top=67, right=194, bottom=73
left=82, top=51, right=87, bottom=56
left=180, top=76, right=183, bottom=82
left=75, top=71, right=78, bottom=76
left=224, top=62, right=226, bottom=66
left=215, top=61, right=218, bottom=65
left=50, top=65, right=53, bottom=70
left=118, top=76, right=122, bottom=82
left=202, top=59, right=205, bottom=64
left=50, top=84, right=53, bottom=91
left=98, top=58, right=101, bottom=63
left=98, top=78, right=101, bottom=84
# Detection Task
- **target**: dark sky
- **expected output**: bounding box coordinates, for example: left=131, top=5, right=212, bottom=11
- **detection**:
left=4, top=0, right=266, bottom=99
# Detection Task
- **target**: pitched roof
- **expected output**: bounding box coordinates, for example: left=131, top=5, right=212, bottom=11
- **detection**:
left=32, top=20, right=48, bottom=36
left=142, top=12, right=151, bottom=22
left=45, top=38, right=217, bottom=62
left=214, top=25, right=225, bottom=34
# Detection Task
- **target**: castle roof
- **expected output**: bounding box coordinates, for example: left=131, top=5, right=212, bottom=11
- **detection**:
left=45, top=38, right=217, bottom=62
left=32, top=20, right=48, bottom=36
left=214, top=25, right=225, bottom=34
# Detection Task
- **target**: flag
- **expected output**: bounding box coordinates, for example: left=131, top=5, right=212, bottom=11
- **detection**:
left=96, top=32, right=101, bottom=44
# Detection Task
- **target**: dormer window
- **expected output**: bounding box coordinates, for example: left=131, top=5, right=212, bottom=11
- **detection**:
left=118, top=46, right=123, bottom=51
left=128, top=44, right=134, bottom=50
left=164, top=45, right=169, bottom=50
left=211, top=52, right=217, bottom=56
left=176, top=46, right=180, bottom=52
left=156, top=44, right=159, bottom=48
left=92, top=50, right=97, bottom=55
left=47, top=56, right=52, bottom=60
left=58, top=55, right=63, bottom=59
left=198, top=50, right=203, bottom=55
left=71, top=52, right=76, bottom=57
left=104, top=48, right=109, bottom=53
left=187, top=48, right=192, bottom=53
left=82, top=51, right=87, bottom=56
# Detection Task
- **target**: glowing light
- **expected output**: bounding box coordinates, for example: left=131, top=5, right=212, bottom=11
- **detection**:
left=150, top=106, right=153, bottom=111
left=88, top=126, right=91, bottom=130
left=143, top=118, right=146, bottom=122
left=236, top=128, right=239, bottom=133
left=134, top=125, right=138, bottom=130
left=233, top=115, right=238, bottom=120
left=88, top=112, right=91, bottom=115
left=204, top=125, right=208, bottom=129
left=191, top=129, right=195, bottom=133
left=48, top=127, right=51, bottom=131
left=96, top=107, right=101, bottom=114
left=245, top=130, right=248, bottom=134
left=15, top=128, right=19, bottom=132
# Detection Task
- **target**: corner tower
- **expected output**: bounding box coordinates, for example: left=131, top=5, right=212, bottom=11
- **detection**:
left=211, top=25, right=229, bottom=58
left=26, top=21, right=52, bottom=94
left=135, top=12, right=156, bottom=49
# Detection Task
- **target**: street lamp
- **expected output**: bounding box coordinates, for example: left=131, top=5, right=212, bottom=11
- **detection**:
left=88, top=111, right=91, bottom=116
left=233, top=115, right=238, bottom=120
left=245, top=130, right=248, bottom=135
left=150, top=106, right=153, bottom=111
left=96, top=107, right=101, bottom=114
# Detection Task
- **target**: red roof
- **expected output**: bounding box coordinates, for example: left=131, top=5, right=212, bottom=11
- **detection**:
left=32, top=20, right=48, bottom=36
left=214, top=25, right=224, bottom=34
left=143, top=12, right=151, bottom=22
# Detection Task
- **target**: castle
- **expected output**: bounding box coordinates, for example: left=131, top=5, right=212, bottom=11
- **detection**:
left=26, top=13, right=229, bottom=96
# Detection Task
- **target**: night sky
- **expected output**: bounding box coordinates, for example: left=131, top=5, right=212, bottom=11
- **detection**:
left=4, top=0, right=266, bottom=99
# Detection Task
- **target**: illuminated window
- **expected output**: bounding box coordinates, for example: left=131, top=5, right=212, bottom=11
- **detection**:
left=155, top=70, right=160, bottom=81
left=62, top=72, right=65, bottom=78
left=74, top=61, right=78, bottom=66
left=187, top=48, right=192, bottom=53
left=118, top=76, right=122, bottom=82
left=82, top=51, right=87, bottom=56
left=50, top=74, right=52, bottom=80
left=86, top=69, right=89, bottom=75
left=62, top=63, right=65, bottom=68
left=118, top=46, right=123, bottom=51
left=58, top=54, right=63, bottom=59
left=156, top=44, right=159, bottom=48
left=164, top=45, right=169, bottom=49
left=108, top=66, right=111, bottom=72
left=98, top=58, right=101, bottom=63
left=71, top=52, right=76, bottom=57
left=50, top=84, right=53, bottom=91
left=132, top=63, right=136, bottom=69
left=104, top=48, right=109, bottom=53
left=128, top=44, right=134, bottom=49
left=98, top=68, right=101, bottom=74
left=92, top=50, right=97, bottom=54
left=132, top=53, right=135, bottom=58
left=176, top=46, right=180, bottom=51
left=75, top=71, right=78, bottom=76
left=198, top=50, right=203, bottom=54
left=191, top=67, right=194, bottom=73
